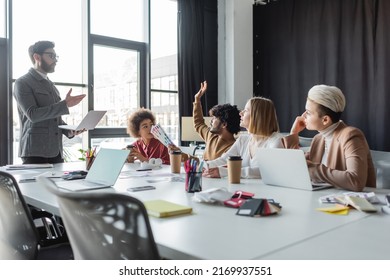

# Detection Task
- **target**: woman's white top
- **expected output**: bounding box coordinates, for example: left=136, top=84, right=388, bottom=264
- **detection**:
left=206, top=132, right=284, bottom=178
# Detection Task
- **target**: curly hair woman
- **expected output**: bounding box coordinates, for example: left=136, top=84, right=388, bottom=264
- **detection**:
left=127, top=108, right=170, bottom=164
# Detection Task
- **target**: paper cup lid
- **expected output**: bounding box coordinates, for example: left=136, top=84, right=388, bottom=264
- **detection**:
left=228, top=156, right=242, bottom=160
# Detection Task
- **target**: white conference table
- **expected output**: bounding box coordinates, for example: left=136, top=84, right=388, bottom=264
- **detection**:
left=3, top=162, right=390, bottom=260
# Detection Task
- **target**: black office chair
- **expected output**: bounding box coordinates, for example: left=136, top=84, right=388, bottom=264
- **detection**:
left=0, top=171, right=73, bottom=260
left=37, top=176, right=160, bottom=260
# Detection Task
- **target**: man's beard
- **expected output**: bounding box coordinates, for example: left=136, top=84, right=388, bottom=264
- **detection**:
left=41, top=60, right=55, bottom=73
left=210, top=123, right=223, bottom=134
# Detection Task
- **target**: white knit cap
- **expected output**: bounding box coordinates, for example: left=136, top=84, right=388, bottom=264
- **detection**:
left=308, top=84, right=346, bottom=112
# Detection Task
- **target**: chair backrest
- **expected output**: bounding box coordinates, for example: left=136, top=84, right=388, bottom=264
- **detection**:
left=370, top=150, right=390, bottom=189
left=0, top=171, right=39, bottom=260
left=37, top=176, right=160, bottom=260
left=298, top=136, right=313, bottom=147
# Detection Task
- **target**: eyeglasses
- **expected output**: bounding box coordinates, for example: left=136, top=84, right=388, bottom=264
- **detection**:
left=41, top=52, right=59, bottom=60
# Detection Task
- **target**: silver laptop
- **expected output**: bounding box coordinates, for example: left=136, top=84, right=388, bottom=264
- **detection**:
left=59, top=110, right=107, bottom=131
left=56, top=148, right=129, bottom=191
left=253, top=148, right=333, bottom=191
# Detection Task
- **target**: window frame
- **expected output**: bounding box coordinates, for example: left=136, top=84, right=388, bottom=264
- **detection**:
left=87, top=34, right=149, bottom=144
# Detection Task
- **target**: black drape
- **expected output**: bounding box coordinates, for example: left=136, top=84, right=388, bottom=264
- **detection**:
left=254, top=0, right=390, bottom=151
left=177, top=0, right=218, bottom=136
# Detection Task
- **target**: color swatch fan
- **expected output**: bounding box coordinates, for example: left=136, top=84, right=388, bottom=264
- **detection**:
left=236, top=198, right=282, bottom=217
left=151, top=123, right=174, bottom=147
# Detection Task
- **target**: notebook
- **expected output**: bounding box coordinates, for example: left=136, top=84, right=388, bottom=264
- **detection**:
left=344, top=196, right=377, bottom=213
left=6, top=163, right=53, bottom=170
left=59, top=110, right=107, bottom=131
left=253, top=148, right=333, bottom=191
left=143, top=200, right=193, bottom=218
left=55, top=148, right=129, bottom=191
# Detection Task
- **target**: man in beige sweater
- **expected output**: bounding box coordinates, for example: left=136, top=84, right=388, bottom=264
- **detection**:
left=192, top=81, right=241, bottom=161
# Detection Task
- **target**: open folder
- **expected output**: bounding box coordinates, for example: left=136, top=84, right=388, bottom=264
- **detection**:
left=59, top=110, right=107, bottom=131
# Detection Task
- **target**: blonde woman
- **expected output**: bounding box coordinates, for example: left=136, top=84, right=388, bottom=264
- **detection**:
left=203, top=97, right=284, bottom=179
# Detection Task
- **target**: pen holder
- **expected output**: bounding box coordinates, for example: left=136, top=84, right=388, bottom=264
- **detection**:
left=185, top=172, right=202, bottom=193
left=86, top=156, right=95, bottom=171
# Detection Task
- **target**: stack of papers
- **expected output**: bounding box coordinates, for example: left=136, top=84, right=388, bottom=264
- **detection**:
left=6, top=163, right=53, bottom=170
left=317, top=191, right=379, bottom=214
left=18, top=171, right=64, bottom=183
left=318, top=191, right=379, bottom=204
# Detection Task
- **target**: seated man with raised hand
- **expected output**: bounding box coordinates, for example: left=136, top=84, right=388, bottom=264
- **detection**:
left=283, top=84, right=376, bottom=192
left=193, top=81, right=241, bottom=160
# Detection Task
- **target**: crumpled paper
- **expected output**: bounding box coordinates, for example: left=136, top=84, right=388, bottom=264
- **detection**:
left=192, top=187, right=233, bottom=204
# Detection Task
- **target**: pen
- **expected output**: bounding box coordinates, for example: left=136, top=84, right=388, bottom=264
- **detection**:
left=197, top=161, right=204, bottom=172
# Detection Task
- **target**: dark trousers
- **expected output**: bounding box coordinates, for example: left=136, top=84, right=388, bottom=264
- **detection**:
left=22, top=152, right=66, bottom=238
left=22, top=153, right=64, bottom=164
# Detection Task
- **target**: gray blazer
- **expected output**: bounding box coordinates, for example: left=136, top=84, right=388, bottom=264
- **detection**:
left=13, top=68, right=71, bottom=158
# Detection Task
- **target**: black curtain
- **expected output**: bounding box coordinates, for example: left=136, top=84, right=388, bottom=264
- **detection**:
left=177, top=0, right=218, bottom=126
left=254, top=0, right=390, bottom=151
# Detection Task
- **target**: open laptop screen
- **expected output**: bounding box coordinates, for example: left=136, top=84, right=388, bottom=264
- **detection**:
left=254, top=148, right=333, bottom=191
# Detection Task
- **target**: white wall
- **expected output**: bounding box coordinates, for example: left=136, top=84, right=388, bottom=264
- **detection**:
left=218, top=0, right=253, bottom=109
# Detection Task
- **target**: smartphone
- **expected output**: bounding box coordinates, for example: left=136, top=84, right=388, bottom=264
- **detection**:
left=127, top=186, right=156, bottom=192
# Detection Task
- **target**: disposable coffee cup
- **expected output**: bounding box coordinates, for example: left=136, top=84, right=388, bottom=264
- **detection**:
left=227, top=156, right=242, bottom=184
left=170, top=150, right=182, bottom=173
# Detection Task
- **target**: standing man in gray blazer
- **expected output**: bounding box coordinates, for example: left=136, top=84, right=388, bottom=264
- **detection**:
left=13, top=41, right=86, bottom=164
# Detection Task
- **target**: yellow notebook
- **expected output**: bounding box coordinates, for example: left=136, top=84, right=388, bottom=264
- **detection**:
left=144, top=200, right=193, bottom=218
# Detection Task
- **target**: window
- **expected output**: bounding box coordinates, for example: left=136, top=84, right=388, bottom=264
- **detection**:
left=150, top=0, right=179, bottom=144
left=92, top=45, right=140, bottom=127
left=12, top=0, right=83, bottom=163
left=91, top=0, right=147, bottom=42
left=8, top=0, right=179, bottom=164
left=12, top=0, right=82, bottom=82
